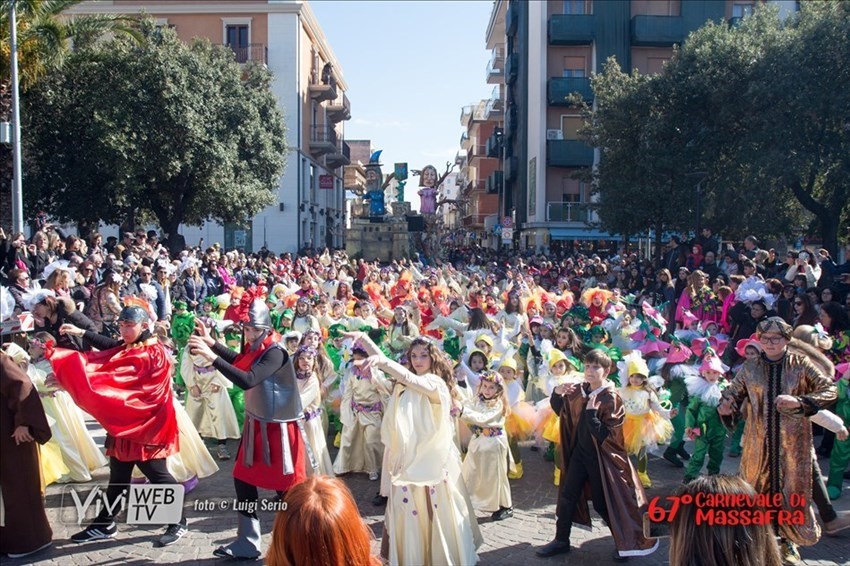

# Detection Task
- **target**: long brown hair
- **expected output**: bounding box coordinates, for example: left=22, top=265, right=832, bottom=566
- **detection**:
left=267, top=476, right=380, bottom=566
left=405, top=337, right=460, bottom=407
left=669, top=475, right=781, bottom=566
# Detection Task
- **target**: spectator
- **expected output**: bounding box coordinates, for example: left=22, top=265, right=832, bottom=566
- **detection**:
left=792, top=293, right=820, bottom=329
left=696, top=227, right=719, bottom=257
left=669, top=475, right=781, bottom=566
left=266, top=476, right=380, bottom=566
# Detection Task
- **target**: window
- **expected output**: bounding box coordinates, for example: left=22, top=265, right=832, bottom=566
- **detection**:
left=646, top=57, right=668, bottom=75
left=563, top=56, right=587, bottom=78
left=560, top=115, right=583, bottom=140
left=562, top=178, right=586, bottom=201
left=732, top=3, right=754, bottom=18
left=563, top=0, right=591, bottom=15
left=636, top=0, right=680, bottom=17
left=225, top=25, right=248, bottom=49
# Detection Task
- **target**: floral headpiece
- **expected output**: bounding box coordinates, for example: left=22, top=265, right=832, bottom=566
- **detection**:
left=479, top=370, right=504, bottom=387
left=295, top=345, right=318, bottom=357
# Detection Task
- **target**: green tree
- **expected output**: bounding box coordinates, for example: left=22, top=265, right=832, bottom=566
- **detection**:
left=22, top=21, right=287, bottom=251
left=581, top=59, right=697, bottom=260
left=0, top=0, right=140, bottom=229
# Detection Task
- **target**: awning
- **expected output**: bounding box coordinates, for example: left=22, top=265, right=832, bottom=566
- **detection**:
left=550, top=227, right=623, bottom=241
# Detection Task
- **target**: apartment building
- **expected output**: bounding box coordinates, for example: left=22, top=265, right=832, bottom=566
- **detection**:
left=66, top=0, right=352, bottom=253
left=489, top=0, right=797, bottom=253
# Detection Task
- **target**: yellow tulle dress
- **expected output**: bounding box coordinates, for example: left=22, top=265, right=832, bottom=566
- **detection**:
left=620, top=386, right=674, bottom=455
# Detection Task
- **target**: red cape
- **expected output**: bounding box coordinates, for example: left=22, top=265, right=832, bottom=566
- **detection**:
left=50, top=339, right=178, bottom=455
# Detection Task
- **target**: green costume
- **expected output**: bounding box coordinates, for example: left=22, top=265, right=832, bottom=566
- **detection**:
left=684, top=379, right=727, bottom=481
left=827, top=377, right=850, bottom=499
left=170, top=303, right=195, bottom=389
left=223, top=328, right=246, bottom=429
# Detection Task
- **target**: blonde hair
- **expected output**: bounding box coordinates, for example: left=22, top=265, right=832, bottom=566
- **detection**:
left=669, top=475, right=781, bottom=566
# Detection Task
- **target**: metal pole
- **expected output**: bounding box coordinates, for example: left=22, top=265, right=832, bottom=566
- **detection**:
left=9, top=1, right=24, bottom=233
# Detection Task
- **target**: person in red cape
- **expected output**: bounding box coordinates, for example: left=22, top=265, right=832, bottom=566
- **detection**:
left=52, top=305, right=187, bottom=547
left=188, top=290, right=310, bottom=560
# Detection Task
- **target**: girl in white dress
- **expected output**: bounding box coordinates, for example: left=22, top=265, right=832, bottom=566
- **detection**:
left=293, top=345, right=334, bottom=476
left=349, top=332, right=482, bottom=566
left=460, top=370, right=514, bottom=521
left=180, top=348, right=241, bottom=460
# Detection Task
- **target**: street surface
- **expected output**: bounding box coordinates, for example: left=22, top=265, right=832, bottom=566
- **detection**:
left=5, top=419, right=848, bottom=565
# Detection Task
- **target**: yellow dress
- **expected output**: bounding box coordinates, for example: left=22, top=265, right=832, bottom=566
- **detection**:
left=460, top=396, right=514, bottom=513
left=132, top=398, right=218, bottom=482
left=541, top=372, right=584, bottom=444
left=376, top=357, right=482, bottom=566
left=29, top=362, right=107, bottom=482
left=619, top=386, right=673, bottom=455
left=180, top=350, right=241, bottom=441
left=40, top=432, right=70, bottom=488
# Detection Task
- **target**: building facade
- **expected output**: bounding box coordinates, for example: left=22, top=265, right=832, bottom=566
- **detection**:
left=67, top=0, right=352, bottom=253
left=488, top=0, right=797, bottom=254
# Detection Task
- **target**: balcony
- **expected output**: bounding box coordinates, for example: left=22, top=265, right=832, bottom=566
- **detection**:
left=460, top=131, right=471, bottom=150
left=546, top=201, right=592, bottom=223
left=485, top=87, right=504, bottom=119
left=486, top=128, right=503, bottom=158
left=468, top=144, right=487, bottom=161
left=506, top=1, right=517, bottom=36
left=326, top=92, right=351, bottom=123
left=486, top=47, right=505, bottom=84
left=505, top=52, right=518, bottom=84
left=326, top=139, right=350, bottom=169
left=505, top=156, right=519, bottom=181
left=455, top=150, right=467, bottom=166
left=486, top=171, right=504, bottom=194
left=547, top=139, right=594, bottom=167
left=310, top=125, right=338, bottom=157
left=460, top=105, right=473, bottom=127
left=631, top=15, right=685, bottom=46
left=463, top=212, right=490, bottom=228
left=309, top=69, right=338, bottom=102
left=465, top=180, right=486, bottom=196
left=223, top=43, right=268, bottom=65
left=548, top=14, right=595, bottom=45
left=548, top=77, right=593, bottom=105
left=505, top=104, right=517, bottom=135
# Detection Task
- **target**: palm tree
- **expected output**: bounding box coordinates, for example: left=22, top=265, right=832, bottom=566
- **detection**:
left=1, top=0, right=140, bottom=228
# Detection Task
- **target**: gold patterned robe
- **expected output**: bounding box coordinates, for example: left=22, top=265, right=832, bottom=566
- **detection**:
left=720, top=342, right=836, bottom=546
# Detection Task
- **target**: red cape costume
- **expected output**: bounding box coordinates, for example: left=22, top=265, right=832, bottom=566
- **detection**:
left=50, top=338, right=178, bottom=461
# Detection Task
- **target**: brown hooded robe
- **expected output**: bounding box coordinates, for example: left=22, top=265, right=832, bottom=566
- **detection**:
left=557, top=381, right=658, bottom=557
left=0, top=353, right=53, bottom=555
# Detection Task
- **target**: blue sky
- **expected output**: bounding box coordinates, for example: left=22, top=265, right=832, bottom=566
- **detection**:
left=311, top=0, right=494, bottom=202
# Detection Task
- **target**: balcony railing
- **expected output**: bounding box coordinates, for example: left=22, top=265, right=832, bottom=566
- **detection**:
left=631, top=15, right=685, bottom=46
left=505, top=105, right=517, bottom=135
left=468, top=144, right=487, bottom=160
left=327, top=92, right=351, bottom=122
left=460, top=131, right=471, bottom=149
left=506, top=1, right=518, bottom=36
left=547, top=139, right=594, bottom=167
left=485, top=95, right=504, bottom=119
left=327, top=139, right=351, bottom=169
left=460, top=105, right=473, bottom=127
left=486, top=46, right=505, bottom=84
left=548, top=77, right=593, bottom=105
left=486, top=171, right=504, bottom=194
left=548, top=14, right=595, bottom=45
left=310, top=125, right=338, bottom=157
left=309, top=71, right=338, bottom=102
left=546, top=201, right=592, bottom=223
left=505, top=52, right=518, bottom=84
left=223, top=43, right=267, bottom=64
left=486, top=128, right=503, bottom=158
left=505, top=155, right=518, bottom=181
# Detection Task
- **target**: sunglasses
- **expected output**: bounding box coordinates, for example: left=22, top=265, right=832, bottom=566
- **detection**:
left=794, top=301, right=803, bottom=306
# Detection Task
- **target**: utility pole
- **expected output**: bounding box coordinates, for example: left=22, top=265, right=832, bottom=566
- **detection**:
left=9, top=1, right=24, bottom=233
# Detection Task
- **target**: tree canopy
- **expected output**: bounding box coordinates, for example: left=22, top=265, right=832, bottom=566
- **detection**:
left=22, top=21, right=287, bottom=249
left=582, top=1, right=849, bottom=254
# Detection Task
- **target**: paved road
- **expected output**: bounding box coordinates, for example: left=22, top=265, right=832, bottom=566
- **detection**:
left=5, top=420, right=848, bottom=565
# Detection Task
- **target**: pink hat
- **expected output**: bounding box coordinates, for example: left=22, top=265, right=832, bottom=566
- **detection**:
left=637, top=338, right=670, bottom=356
left=735, top=338, right=762, bottom=358
left=666, top=342, right=693, bottom=364
left=682, top=310, right=699, bottom=328
left=700, top=352, right=728, bottom=375
left=692, top=336, right=729, bottom=358
left=529, top=316, right=544, bottom=326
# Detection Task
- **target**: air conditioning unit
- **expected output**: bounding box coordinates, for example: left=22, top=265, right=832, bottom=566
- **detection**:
left=546, top=129, right=564, bottom=140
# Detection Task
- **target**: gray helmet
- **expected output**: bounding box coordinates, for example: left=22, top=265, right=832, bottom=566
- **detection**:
left=118, top=305, right=149, bottom=324
left=246, top=298, right=272, bottom=330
